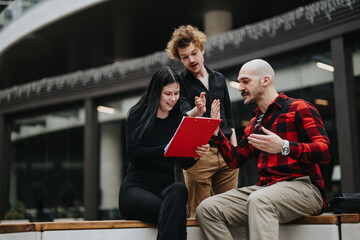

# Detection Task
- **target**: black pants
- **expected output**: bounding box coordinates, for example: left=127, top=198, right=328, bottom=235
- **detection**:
left=119, top=182, right=188, bottom=240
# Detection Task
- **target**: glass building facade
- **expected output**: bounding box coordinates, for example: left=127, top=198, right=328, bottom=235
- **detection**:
left=8, top=108, right=85, bottom=221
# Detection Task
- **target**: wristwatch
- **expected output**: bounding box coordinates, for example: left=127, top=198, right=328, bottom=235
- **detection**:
left=281, top=140, right=290, bottom=156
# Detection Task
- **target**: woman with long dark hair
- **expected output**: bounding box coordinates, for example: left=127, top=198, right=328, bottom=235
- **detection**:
left=119, top=66, right=209, bottom=240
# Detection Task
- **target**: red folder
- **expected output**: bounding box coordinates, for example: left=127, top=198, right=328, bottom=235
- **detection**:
left=164, top=116, right=222, bottom=157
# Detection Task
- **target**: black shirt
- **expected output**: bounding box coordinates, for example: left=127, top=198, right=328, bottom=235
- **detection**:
left=180, top=67, right=235, bottom=139
left=121, top=109, right=197, bottom=194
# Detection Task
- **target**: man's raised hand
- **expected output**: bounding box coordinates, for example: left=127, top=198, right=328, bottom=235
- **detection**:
left=195, top=92, right=206, bottom=115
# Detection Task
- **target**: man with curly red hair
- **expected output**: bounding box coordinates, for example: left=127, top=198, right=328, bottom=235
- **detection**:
left=166, top=25, right=239, bottom=218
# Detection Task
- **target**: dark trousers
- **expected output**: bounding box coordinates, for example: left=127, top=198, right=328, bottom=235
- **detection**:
left=119, top=182, right=188, bottom=240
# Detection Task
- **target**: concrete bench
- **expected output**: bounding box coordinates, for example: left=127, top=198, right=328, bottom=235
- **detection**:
left=0, top=214, right=359, bottom=240
left=340, top=213, right=360, bottom=240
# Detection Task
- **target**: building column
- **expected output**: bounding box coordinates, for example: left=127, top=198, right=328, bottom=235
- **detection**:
left=99, top=122, right=122, bottom=215
left=203, top=0, right=232, bottom=37
left=0, top=115, right=11, bottom=220
left=331, top=36, right=360, bottom=192
left=83, top=99, right=99, bottom=220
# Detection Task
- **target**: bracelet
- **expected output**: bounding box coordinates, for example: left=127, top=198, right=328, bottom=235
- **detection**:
left=194, top=157, right=200, bottom=161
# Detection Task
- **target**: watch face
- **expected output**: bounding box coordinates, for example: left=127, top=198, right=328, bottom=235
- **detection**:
left=282, top=147, right=290, bottom=155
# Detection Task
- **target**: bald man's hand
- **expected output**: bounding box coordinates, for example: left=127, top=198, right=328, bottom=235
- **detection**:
left=211, top=99, right=221, bottom=136
left=248, top=127, right=284, bottom=154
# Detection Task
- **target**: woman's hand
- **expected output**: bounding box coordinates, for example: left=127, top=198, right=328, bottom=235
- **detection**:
left=194, top=144, right=210, bottom=158
left=211, top=99, right=221, bottom=136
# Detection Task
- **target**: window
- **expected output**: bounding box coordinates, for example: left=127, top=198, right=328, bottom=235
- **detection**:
left=6, top=108, right=85, bottom=221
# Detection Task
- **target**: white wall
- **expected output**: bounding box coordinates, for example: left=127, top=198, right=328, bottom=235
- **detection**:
left=0, top=0, right=108, bottom=55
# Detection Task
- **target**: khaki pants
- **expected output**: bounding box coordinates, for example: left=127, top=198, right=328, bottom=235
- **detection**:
left=183, top=147, right=239, bottom=218
left=196, top=176, right=323, bottom=240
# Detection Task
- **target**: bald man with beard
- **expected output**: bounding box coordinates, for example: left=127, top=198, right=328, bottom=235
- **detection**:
left=196, top=59, right=331, bottom=240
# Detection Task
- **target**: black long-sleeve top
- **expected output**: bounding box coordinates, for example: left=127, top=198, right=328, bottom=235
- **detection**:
left=180, top=67, right=235, bottom=139
left=122, top=109, right=197, bottom=194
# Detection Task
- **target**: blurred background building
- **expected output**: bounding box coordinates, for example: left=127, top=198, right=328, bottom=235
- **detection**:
left=0, top=0, right=359, bottom=221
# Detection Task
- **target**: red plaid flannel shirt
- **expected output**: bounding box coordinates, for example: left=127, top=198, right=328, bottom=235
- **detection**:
left=213, top=93, right=331, bottom=207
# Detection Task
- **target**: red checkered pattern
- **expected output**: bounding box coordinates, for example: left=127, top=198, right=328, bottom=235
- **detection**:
left=213, top=93, right=331, bottom=208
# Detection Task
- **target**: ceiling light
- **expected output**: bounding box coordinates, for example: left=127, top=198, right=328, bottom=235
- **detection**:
left=314, top=99, right=329, bottom=106
left=97, top=106, right=115, bottom=114
left=316, top=62, right=334, bottom=72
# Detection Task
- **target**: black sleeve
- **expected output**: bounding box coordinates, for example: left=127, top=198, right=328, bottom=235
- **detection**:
left=125, top=114, right=166, bottom=164
left=178, top=157, right=198, bottom=170
left=179, top=79, right=194, bottom=114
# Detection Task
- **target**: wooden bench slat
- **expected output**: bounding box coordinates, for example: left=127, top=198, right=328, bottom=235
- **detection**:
left=287, top=215, right=339, bottom=224
left=38, top=220, right=156, bottom=231
left=2, top=214, right=359, bottom=234
left=186, top=218, right=198, bottom=226
left=0, top=223, right=35, bottom=233
left=340, top=213, right=360, bottom=223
